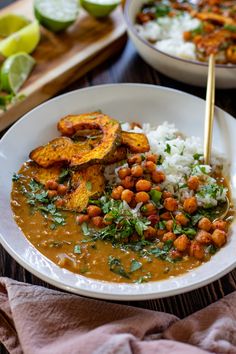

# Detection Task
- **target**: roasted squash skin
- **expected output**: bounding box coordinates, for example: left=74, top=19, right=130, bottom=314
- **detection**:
left=30, top=113, right=121, bottom=168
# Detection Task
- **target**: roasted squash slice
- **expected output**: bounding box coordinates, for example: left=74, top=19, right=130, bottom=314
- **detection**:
left=30, top=162, right=104, bottom=212
left=121, top=131, right=150, bottom=153
left=63, top=165, right=104, bottom=211
left=30, top=113, right=121, bottom=168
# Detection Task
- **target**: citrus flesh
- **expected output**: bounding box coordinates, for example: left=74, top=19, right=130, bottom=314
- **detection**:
left=34, top=0, right=79, bottom=32
left=1, top=52, right=36, bottom=94
left=0, top=13, right=30, bottom=38
left=80, top=0, right=120, bottom=17
left=0, top=21, right=40, bottom=57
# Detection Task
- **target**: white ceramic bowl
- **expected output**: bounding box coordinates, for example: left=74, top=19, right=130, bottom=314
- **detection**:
left=124, top=0, right=236, bottom=88
left=0, top=84, right=235, bottom=300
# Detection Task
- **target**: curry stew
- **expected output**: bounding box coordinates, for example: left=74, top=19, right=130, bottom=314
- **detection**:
left=11, top=113, right=231, bottom=283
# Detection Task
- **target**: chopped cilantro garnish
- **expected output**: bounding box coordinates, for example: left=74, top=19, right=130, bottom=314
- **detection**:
left=12, top=173, right=22, bottom=182
left=135, top=272, right=152, bottom=284
left=130, top=259, right=142, bottom=272
left=224, top=24, right=236, bottom=33
left=156, top=3, right=170, bottom=17
left=81, top=222, right=90, bottom=236
left=164, top=143, right=171, bottom=154
left=108, top=256, right=130, bottom=279
left=86, top=181, right=92, bottom=191
left=150, top=189, right=162, bottom=205
left=74, top=245, right=82, bottom=254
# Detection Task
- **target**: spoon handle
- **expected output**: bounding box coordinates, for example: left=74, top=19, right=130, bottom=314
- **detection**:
left=204, top=54, right=215, bottom=165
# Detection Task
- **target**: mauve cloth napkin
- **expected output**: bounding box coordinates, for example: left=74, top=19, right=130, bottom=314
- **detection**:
left=1, top=278, right=236, bottom=354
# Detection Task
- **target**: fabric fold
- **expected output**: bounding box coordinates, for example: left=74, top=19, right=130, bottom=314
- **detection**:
left=0, top=277, right=235, bottom=354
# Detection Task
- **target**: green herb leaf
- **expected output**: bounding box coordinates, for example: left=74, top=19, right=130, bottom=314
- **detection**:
left=58, top=169, right=70, bottom=183
left=150, top=189, right=162, bottom=205
left=206, top=244, right=218, bottom=255
left=193, top=153, right=203, bottom=160
left=164, top=143, right=171, bottom=154
left=12, top=173, right=22, bottom=182
left=130, top=259, right=142, bottom=272
left=81, top=222, right=90, bottom=236
left=135, top=272, right=152, bottom=283
left=224, top=24, right=236, bottom=33
left=74, top=244, right=82, bottom=254
left=86, top=181, right=92, bottom=191
left=156, top=4, right=170, bottom=17
left=108, top=256, right=130, bottom=279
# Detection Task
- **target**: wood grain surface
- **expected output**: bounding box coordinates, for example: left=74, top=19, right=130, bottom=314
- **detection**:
left=1, top=1, right=236, bottom=353
left=0, top=0, right=126, bottom=131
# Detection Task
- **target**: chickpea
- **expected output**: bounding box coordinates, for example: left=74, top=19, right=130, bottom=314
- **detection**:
left=141, top=203, right=156, bottom=216
left=162, top=191, right=172, bottom=199
left=226, top=45, right=236, bottom=64
left=121, top=176, right=134, bottom=189
left=189, top=241, right=205, bottom=260
left=211, top=229, right=226, bottom=248
left=55, top=198, right=65, bottom=208
left=160, top=212, right=172, bottom=220
left=196, top=230, right=212, bottom=245
left=121, top=189, right=134, bottom=203
left=164, top=197, right=178, bottom=212
left=47, top=190, right=58, bottom=199
left=198, top=217, right=212, bottom=232
left=175, top=213, right=189, bottom=226
left=57, top=184, right=68, bottom=196
left=111, top=186, right=124, bottom=200
left=165, top=220, right=174, bottom=231
left=76, top=214, right=90, bottom=225
left=135, top=191, right=150, bottom=203
left=146, top=154, right=158, bottom=164
left=174, top=234, right=190, bottom=252
left=163, top=232, right=176, bottom=242
left=45, top=180, right=58, bottom=190
left=212, top=220, right=228, bottom=232
left=152, top=185, right=161, bottom=192
left=129, top=233, right=139, bottom=242
left=131, top=164, right=143, bottom=177
left=152, top=170, right=165, bottom=183
left=136, top=179, right=152, bottom=192
left=145, top=161, right=156, bottom=173
left=157, top=229, right=166, bottom=237
left=87, top=205, right=102, bottom=217
left=144, top=226, right=157, bottom=240
left=147, top=214, right=160, bottom=226
left=183, top=196, right=198, bottom=214
left=169, top=249, right=182, bottom=260
left=128, top=154, right=142, bottom=165
left=91, top=216, right=104, bottom=228
left=118, top=167, right=131, bottom=179
left=187, top=176, right=200, bottom=191
left=103, top=213, right=113, bottom=226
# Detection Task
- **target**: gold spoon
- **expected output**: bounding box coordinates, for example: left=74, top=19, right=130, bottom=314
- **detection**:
left=203, top=54, right=230, bottom=221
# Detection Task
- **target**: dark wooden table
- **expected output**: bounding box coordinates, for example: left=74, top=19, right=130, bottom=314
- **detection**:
left=1, top=1, right=236, bottom=353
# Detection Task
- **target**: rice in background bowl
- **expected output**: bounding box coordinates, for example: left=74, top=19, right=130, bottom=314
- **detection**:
left=124, top=0, right=236, bottom=88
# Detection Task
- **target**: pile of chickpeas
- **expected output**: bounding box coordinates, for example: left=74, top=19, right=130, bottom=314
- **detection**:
left=76, top=153, right=229, bottom=262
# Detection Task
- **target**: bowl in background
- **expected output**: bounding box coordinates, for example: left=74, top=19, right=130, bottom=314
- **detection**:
left=124, top=0, right=236, bottom=88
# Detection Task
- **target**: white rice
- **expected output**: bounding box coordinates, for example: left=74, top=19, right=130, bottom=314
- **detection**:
left=120, top=122, right=228, bottom=209
left=135, top=12, right=200, bottom=60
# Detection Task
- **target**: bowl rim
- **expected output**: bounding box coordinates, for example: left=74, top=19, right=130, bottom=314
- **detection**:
left=124, top=0, right=236, bottom=70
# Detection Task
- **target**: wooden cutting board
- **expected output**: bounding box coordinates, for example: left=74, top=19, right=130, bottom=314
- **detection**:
left=0, top=0, right=127, bottom=131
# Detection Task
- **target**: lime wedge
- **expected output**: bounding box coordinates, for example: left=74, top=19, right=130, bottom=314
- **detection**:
left=80, top=0, right=120, bottom=18
left=0, top=21, right=40, bottom=57
left=0, top=13, right=30, bottom=38
left=34, top=0, right=79, bottom=32
left=1, top=52, right=36, bottom=94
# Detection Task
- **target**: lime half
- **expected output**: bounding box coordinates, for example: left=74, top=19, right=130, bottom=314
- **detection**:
left=0, top=13, right=30, bottom=38
left=0, top=21, right=40, bottom=57
left=1, top=52, right=36, bottom=94
left=81, top=0, right=120, bottom=18
left=34, top=0, right=79, bottom=32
